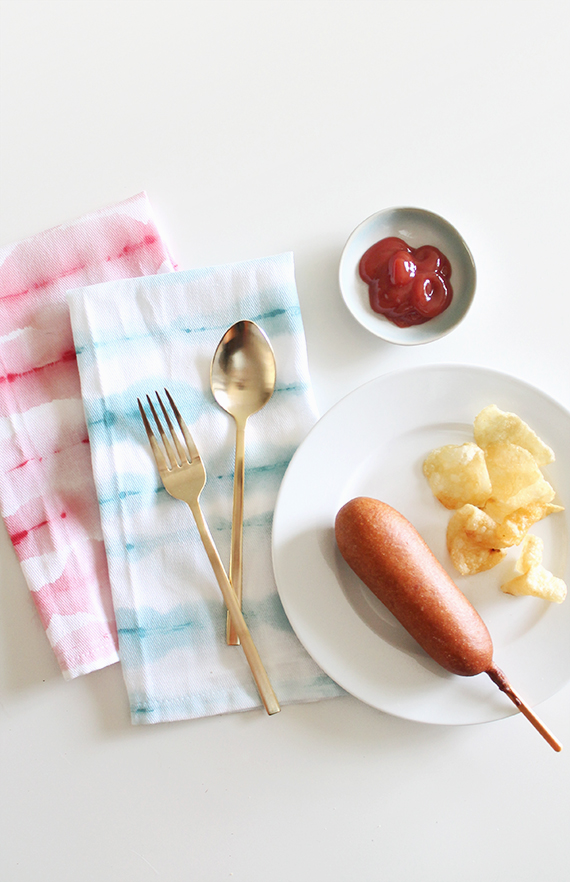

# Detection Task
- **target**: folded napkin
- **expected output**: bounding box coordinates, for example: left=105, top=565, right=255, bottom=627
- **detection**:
left=67, top=253, right=344, bottom=722
left=0, top=193, right=176, bottom=679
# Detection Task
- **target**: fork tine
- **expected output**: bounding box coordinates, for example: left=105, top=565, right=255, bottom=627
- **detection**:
left=156, top=391, right=188, bottom=464
left=146, top=395, right=178, bottom=468
left=137, top=398, right=170, bottom=472
left=164, top=388, right=201, bottom=462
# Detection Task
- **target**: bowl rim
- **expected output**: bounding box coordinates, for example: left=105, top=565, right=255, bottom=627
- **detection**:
left=338, top=205, right=477, bottom=345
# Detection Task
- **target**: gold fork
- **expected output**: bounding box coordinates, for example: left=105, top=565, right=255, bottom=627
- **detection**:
left=137, top=389, right=280, bottom=716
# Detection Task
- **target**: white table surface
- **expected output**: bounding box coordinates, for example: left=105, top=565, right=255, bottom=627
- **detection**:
left=1, top=2, right=569, bottom=880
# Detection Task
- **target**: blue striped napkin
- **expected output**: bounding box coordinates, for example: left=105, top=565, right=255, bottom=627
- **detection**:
left=67, top=253, right=344, bottom=723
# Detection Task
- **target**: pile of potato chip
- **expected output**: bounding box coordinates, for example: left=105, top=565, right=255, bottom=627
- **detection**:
left=422, top=405, right=567, bottom=603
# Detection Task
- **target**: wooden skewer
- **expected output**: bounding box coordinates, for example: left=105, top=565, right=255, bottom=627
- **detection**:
left=487, top=664, right=562, bottom=752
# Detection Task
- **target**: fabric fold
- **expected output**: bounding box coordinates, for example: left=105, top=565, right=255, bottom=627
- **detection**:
left=0, top=192, right=176, bottom=678
left=68, top=253, right=344, bottom=722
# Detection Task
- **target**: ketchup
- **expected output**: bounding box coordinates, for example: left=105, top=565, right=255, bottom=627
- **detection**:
left=359, top=237, right=453, bottom=328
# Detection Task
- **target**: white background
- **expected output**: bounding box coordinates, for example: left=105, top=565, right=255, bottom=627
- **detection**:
left=1, top=1, right=569, bottom=880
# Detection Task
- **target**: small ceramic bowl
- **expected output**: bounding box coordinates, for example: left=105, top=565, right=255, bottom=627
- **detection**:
left=338, top=207, right=476, bottom=345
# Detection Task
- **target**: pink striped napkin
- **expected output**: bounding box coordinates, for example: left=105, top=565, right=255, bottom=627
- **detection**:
left=0, top=192, right=176, bottom=678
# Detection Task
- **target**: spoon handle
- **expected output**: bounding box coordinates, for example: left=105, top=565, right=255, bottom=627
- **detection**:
left=227, top=418, right=246, bottom=644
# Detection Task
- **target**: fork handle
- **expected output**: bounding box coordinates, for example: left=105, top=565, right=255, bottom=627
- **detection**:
left=189, top=500, right=280, bottom=715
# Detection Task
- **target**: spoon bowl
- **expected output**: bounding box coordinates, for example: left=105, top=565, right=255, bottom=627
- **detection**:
left=210, top=320, right=276, bottom=644
left=211, top=321, right=276, bottom=420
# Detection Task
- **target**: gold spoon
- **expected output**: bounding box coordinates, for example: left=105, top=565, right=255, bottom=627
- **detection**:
left=210, top=320, right=276, bottom=644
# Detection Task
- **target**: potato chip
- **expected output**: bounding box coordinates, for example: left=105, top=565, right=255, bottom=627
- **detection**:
left=485, top=485, right=556, bottom=523
left=446, top=504, right=506, bottom=575
left=502, top=532, right=567, bottom=602
left=422, top=406, right=563, bottom=590
left=422, top=442, right=492, bottom=510
left=484, top=442, right=543, bottom=496
left=515, top=534, right=544, bottom=573
left=501, top=565, right=567, bottom=603
left=474, top=404, right=554, bottom=465
left=483, top=442, right=555, bottom=521
left=495, top=502, right=564, bottom=547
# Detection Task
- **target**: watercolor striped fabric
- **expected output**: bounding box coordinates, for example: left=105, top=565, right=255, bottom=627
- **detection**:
left=0, top=193, right=176, bottom=679
left=67, top=253, right=344, bottom=723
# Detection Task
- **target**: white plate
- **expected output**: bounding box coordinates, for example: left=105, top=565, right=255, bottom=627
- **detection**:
left=272, top=366, right=570, bottom=725
left=339, top=207, right=476, bottom=345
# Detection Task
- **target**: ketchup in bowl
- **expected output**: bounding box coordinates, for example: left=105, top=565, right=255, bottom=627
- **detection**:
left=359, top=237, right=453, bottom=328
